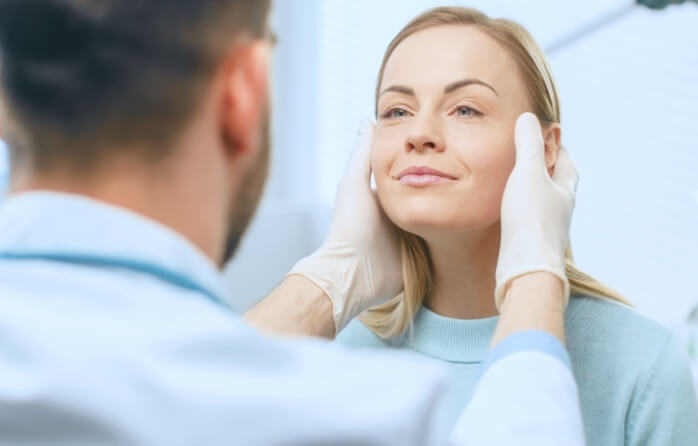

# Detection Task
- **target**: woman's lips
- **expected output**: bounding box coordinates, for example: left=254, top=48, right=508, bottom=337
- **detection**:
left=396, top=166, right=457, bottom=186
left=399, top=174, right=452, bottom=185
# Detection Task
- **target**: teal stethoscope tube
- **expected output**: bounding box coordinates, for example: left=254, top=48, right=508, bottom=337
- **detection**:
left=0, top=252, right=230, bottom=310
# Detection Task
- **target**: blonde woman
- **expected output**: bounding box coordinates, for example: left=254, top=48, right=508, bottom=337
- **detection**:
left=336, top=7, right=698, bottom=445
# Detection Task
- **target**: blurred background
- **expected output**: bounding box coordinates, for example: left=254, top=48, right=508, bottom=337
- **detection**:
left=1, top=1, right=696, bottom=338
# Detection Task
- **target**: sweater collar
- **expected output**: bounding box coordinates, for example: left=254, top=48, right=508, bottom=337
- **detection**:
left=406, top=303, right=582, bottom=363
left=406, top=306, right=499, bottom=363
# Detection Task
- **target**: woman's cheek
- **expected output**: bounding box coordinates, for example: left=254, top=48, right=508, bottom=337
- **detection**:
left=370, top=138, right=392, bottom=202
left=476, top=145, right=516, bottom=219
left=370, top=129, right=398, bottom=180
left=370, top=158, right=388, bottom=193
left=371, top=142, right=411, bottom=229
left=456, top=134, right=516, bottom=223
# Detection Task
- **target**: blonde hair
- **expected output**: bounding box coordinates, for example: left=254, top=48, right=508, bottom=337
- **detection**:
left=360, top=6, right=631, bottom=339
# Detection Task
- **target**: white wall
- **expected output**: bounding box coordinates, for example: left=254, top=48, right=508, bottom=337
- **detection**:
left=552, top=4, right=698, bottom=325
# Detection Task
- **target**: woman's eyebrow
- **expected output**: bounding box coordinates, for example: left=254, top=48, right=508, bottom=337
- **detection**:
left=379, top=79, right=499, bottom=99
left=444, top=78, right=499, bottom=97
left=378, top=85, right=415, bottom=98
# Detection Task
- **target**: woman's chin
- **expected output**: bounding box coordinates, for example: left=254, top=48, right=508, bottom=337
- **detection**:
left=380, top=195, right=501, bottom=237
left=392, top=216, right=485, bottom=238
left=384, top=205, right=501, bottom=238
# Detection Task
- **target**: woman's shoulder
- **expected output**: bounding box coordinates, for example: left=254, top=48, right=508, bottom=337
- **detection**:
left=565, top=295, right=687, bottom=373
left=567, top=295, right=673, bottom=342
left=567, top=296, right=698, bottom=442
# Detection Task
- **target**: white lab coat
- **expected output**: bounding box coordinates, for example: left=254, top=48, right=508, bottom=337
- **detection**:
left=0, top=192, right=584, bottom=445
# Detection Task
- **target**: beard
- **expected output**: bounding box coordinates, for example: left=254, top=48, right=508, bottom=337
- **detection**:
left=220, top=113, right=270, bottom=266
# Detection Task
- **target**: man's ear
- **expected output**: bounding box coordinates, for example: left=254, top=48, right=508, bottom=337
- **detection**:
left=543, top=123, right=562, bottom=177
left=0, top=100, right=5, bottom=140
left=219, top=40, right=270, bottom=156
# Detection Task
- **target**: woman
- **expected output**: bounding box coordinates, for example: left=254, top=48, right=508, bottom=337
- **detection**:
left=336, top=6, right=698, bottom=445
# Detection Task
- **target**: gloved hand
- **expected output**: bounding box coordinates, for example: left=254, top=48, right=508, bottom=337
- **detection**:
left=288, top=121, right=403, bottom=334
left=495, top=113, right=579, bottom=311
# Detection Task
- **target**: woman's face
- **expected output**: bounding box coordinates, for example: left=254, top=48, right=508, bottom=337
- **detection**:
left=373, top=25, right=538, bottom=238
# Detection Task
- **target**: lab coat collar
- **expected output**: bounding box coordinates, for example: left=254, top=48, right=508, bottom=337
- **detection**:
left=0, top=191, right=229, bottom=308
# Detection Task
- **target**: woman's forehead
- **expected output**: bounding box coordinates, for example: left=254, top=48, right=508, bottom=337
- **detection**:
left=381, top=25, right=517, bottom=94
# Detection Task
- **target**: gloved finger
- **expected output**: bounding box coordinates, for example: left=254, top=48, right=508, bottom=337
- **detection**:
left=514, top=112, right=546, bottom=169
left=552, top=147, right=579, bottom=197
left=342, top=119, right=374, bottom=187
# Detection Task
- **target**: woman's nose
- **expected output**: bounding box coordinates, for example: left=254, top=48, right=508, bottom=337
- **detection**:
left=406, top=118, right=445, bottom=153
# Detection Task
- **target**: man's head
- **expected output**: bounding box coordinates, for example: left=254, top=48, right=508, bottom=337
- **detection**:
left=0, top=0, right=273, bottom=265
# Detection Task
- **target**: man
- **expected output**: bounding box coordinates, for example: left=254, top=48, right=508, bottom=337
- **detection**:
left=0, top=1, right=583, bottom=444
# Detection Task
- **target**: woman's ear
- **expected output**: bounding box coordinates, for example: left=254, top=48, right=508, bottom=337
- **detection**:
left=543, top=123, right=562, bottom=177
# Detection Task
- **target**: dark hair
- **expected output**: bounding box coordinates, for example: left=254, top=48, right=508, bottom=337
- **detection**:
left=0, top=0, right=271, bottom=171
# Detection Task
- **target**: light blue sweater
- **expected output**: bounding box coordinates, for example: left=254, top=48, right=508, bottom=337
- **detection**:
left=336, top=296, right=698, bottom=445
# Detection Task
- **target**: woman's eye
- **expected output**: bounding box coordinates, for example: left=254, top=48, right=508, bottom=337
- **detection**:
left=381, top=108, right=410, bottom=119
left=454, top=106, right=480, bottom=117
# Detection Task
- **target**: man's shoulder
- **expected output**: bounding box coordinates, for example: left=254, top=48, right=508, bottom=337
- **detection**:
left=0, top=261, right=244, bottom=356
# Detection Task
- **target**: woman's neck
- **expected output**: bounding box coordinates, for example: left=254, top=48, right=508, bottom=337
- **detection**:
left=423, top=223, right=500, bottom=320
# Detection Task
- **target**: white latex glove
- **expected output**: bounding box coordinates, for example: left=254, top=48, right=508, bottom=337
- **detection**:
left=495, top=112, right=579, bottom=311
left=288, top=121, right=403, bottom=334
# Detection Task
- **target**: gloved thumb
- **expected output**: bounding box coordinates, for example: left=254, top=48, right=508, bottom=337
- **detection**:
left=514, top=112, right=546, bottom=168
left=551, top=147, right=579, bottom=197
left=343, top=119, right=374, bottom=188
